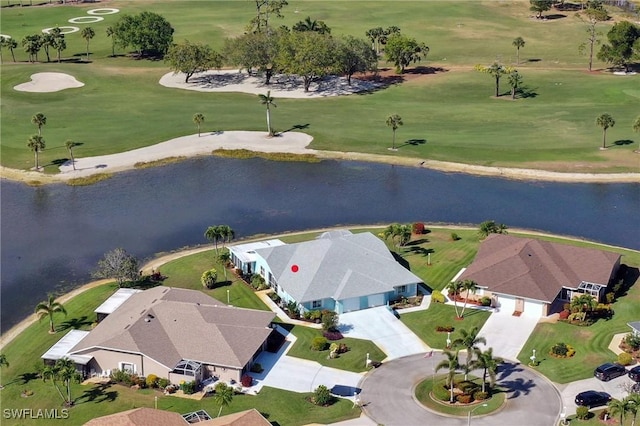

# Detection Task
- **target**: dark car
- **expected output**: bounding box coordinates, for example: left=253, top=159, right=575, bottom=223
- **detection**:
left=575, top=390, right=612, bottom=408
left=594, top=363, right=627, bottom=381
left=629, top=365, right=640, bottom=382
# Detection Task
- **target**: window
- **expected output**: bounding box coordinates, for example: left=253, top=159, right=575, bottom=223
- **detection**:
left=397, top=285, right=407, bottom=294
left=312, top=300, right=322, bottom=309
left=260, top=266, right=265, bottom=277
left=119, top=362, right=135, bottom=374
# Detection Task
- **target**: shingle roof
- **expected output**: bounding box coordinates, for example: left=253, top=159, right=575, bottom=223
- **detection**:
left=70, top=287, right=274, bottom=369
left=255, top=232, right=422, bottom=303
left=458, top=234, right=621, bottom=303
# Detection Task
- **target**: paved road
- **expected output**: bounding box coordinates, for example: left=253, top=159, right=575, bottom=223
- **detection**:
left=358, top=353, right=562, bottom=426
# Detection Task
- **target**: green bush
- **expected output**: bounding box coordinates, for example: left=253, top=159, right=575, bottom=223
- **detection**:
left=180, top=380, right=197, bottom=395
left=321, top=310, right=338, bottom=331
left=473, top=391, right=488, bottom=400
left=146, top=374, right=158, bottom=388
left=157, top=377, right=170, bottom=389
left=431, top=290, right=445, bottom=304
left=450, top=232, right=460, bottom=241
left=625, top=333, right=640, bottom=351
left=311, top=336, right=328, bottom=351
left=110, top=369, right=134, bottom=386
left=605, top=292, right=615, bottom=303
left=480, top=296, right=491, bottom=306
left=550, top=342, right=569, bottom=357
left=313, top=385, right=333, bottom=406
left=457, top=380, right=479, bottom=395
left=269, top=292, right=281, bottom=303
left=576, top=406, right=590, bottom=420
left=618, top=352, right=633, bottom=366
left=309, top=310, right=322, bottom=321
left=286, top=300, right=300, bottom=318
left=251, top=274, right=266, bottom=290
left=201, top=268, right=218, bottom=289
left=432, top=382, right=452, bottom=402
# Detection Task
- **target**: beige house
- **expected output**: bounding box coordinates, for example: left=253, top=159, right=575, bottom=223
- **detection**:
left=44, top=286, right=276, bottom=384
left=458, top=234, right=621, bottom=318
left=84, top=407, right=270, bottom=426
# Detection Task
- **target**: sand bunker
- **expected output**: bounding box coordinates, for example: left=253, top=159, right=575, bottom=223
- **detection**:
left=14, top=72, right=84, bottom=93
left=159, top=69, right=380, bottom=98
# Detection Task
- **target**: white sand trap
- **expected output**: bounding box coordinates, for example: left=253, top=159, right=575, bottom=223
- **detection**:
left=159, top=69, right=380, bottom=98
left=58, top=131, right=314, bottom=178
left=14, top=72, right=84, bottom=93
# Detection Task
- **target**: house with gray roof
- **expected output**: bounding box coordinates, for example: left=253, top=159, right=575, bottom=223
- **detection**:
left=252, top=231, right=423, bottom=314
left=43, top=286, right=276, bottom=384
left=457, top=234, right=621, bottom=318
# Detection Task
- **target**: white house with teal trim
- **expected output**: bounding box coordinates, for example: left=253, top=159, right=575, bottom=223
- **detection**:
left=244, top=230, right=422, bottom=314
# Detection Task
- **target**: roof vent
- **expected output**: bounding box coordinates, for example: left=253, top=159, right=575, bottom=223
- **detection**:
left=147, top=314, right=155, bottom=320
left=144, top=318, right=150, bottom=323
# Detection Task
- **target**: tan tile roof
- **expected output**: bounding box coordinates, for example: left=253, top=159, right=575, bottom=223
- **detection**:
left=198, top=409, right=271, bottom=426
left=458, top=234, right=620, bottom=302
left=83, top=408, right=185, bottom=426
left=71, top=286, right=275, bottom=369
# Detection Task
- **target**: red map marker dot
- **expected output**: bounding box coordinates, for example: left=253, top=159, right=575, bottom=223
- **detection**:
left=291, top=265, right=299, bottom=273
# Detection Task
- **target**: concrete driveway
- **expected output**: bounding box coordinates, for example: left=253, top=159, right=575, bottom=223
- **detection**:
left=478, top=311, right=539, bottom=361
left=249, top=326, right=363, bottom=397
left=359, top=353, right=562, bottom=426
left=338, top=306, right=431, bottom=360
left=558, top=373, right=635, bottom=416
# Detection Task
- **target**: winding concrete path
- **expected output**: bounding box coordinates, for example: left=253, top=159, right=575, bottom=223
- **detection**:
left=358, top=353, right=562, bottom=426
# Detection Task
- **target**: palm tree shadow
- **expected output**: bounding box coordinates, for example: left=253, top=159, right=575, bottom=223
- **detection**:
left=76, top=383, right=118, bottom=405
left=280, top=123, right=310, bottom=134
left=496, top=362, right=524, bottom=381
left=499, top=376, right=536, bottom=399
left=58, top=315, right=92, bottom=332
left=397, top=139, right=427, bottom=149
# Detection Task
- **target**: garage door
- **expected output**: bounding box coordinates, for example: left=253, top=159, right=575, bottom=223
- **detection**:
left=341, top=297, right=361, bottom=313
left=496, top=295, right=515, bottom=314
left=523, top=300, right=544, bottom=318
left=367, top=293, right=386, bottom=308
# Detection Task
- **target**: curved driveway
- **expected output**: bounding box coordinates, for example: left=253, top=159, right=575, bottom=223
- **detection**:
left=359, top=353, right=561, bottom=426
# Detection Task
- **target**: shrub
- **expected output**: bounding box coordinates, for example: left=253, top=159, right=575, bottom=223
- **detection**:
left=146, top=374, right=158, bottom=388
left=110, top=369, right=134, bottom=386
left=269, top=292, right=281, bottom=303
left=201, top=268, right=217, bottom=289
left=309, top=310, right=322, bottom=321
left=480, top=296, right=491, bottom=307
left=250, top=363, right=263, bottom=373
left=321, top=310, right=339, bottom=331
left=605, top=292, right=615, bottom=303
left=618, top=352, right=633, bottom=366
left=251, top=274, right=266, bottom=290
left=323, top=330, right=344, bottom=340
left=563, top=303, right=571, bottom=311
left=456, top=394, right=473, bottom=404
left=550, top=342, right=569, bottom=357
left=436, top=325, right=454, bottom=333
left=133, top=375, right=147, bottom=388
left=558, top=310, right=570, bottom=320
left=157, top=378, right=170, bottom=389
left=286, top=300, right=300, bottom=318
left=311, top=337, right=328, bottom=351
left=241, top=375, right=253, bottom=387
left=473, top=391, right=488, bottom=401
left=575, top=406, right=590, bottom=420
left=457, top=381, right=479, bottom=395
left=431, top=290, right=445, bottom=304
left=313, top=385, right=333, bottom=406
left=450, top=232, right=460, bottom=241
left=412, top=222, right=425, bottom=234
left=625, top=333, right=640, bottom=350
left=180, top=380, right=197, bottom=395
left=303, top=311, right=312, bottom=320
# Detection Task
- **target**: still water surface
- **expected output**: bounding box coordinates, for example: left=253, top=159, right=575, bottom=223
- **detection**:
left=2, top=157, right=638, bottom=330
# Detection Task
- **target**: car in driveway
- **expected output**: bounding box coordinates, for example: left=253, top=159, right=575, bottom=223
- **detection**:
left=629, top=365, right=640, bottom=382
left=575, top=390, right=612, bottom=408
left=594, top=363, right=627, bottom=381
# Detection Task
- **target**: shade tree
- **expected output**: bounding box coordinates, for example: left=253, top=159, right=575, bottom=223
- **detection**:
left=577, top=5, right=609, bottom=71
left=529, top=0, right=553, bottom=19
left=247, top=0, right=288, bottom=34
left=112, top=12, right=174, bottom=57
left=223, top=30, right=282, bottom=84
left=165, top=40, right=223, bottom=83
left=384, top=33, right=428, bottom=74
left=277, top=30, right=337, bottom=92
left=597, top=21, right=640, bottom=72
left=595, top=113, right=615, bottom=148
left=335, top=35, right=377, bottom=85
left=93, top=248, right=140, bottom=287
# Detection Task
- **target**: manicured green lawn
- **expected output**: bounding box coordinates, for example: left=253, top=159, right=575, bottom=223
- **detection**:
left=2, top=1, right=639, bottom=173
left=158, top=249, right=270, bottom=311
left=283, top=324, right=386, bottom=372
left=401, top=303, right=492, bottom=349
left=414, top=374, right=505, bottom=416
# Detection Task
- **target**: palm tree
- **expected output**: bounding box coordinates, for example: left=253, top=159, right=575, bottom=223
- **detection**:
left=258, top=91, right=277, bottom=136
left=7, top=38, right=18, bottom=62
left=475, top=62, right=511, bottom=97
left=507, top=71, right=523, bottom=100
left=193, top=113, right=205, bottom=137
left=471, top=348, right=503, bottom=393
left=383, top=223, right=411, bottom=249
left=570, top=294, right=597, bottom=313
left=633, top=116, right=640, bottom=153
left=446, top=280, right=464, bottom=319
left=81, top=27, right=95, bottom=61
left=65, top=140, right=77, bottom=170
left=608, top=398, right=629, bottom=425
left=453, top=326, right=486, bottom=380
left=386, top=114, right=403, bottom=150
left=31, top=112, right=47, bottom=136
left=627, top=393, right=640, bottom=426
left=0, top=354, right=8, bottom=388
left=435, top=350, right=460, bottom=403
left=218, top=251, right=231, bottom=280
left=218, top=225, right=235, bottom=250
left=27, top=135, right=46, bottom=171
left=56, top=357, right=81, bottom=406
left=42, top=363, right=66, bottom=403
left=214, top=382, right=234, bottom=417
left=458, top=280, right=479, bottom=318
left=596, top=113, right=615, bottom=149
left=35, top=294, right=67, bottom=334
left=205, top=226, right=224, bottom=255
left=512, top=37, right=525, bottom=65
